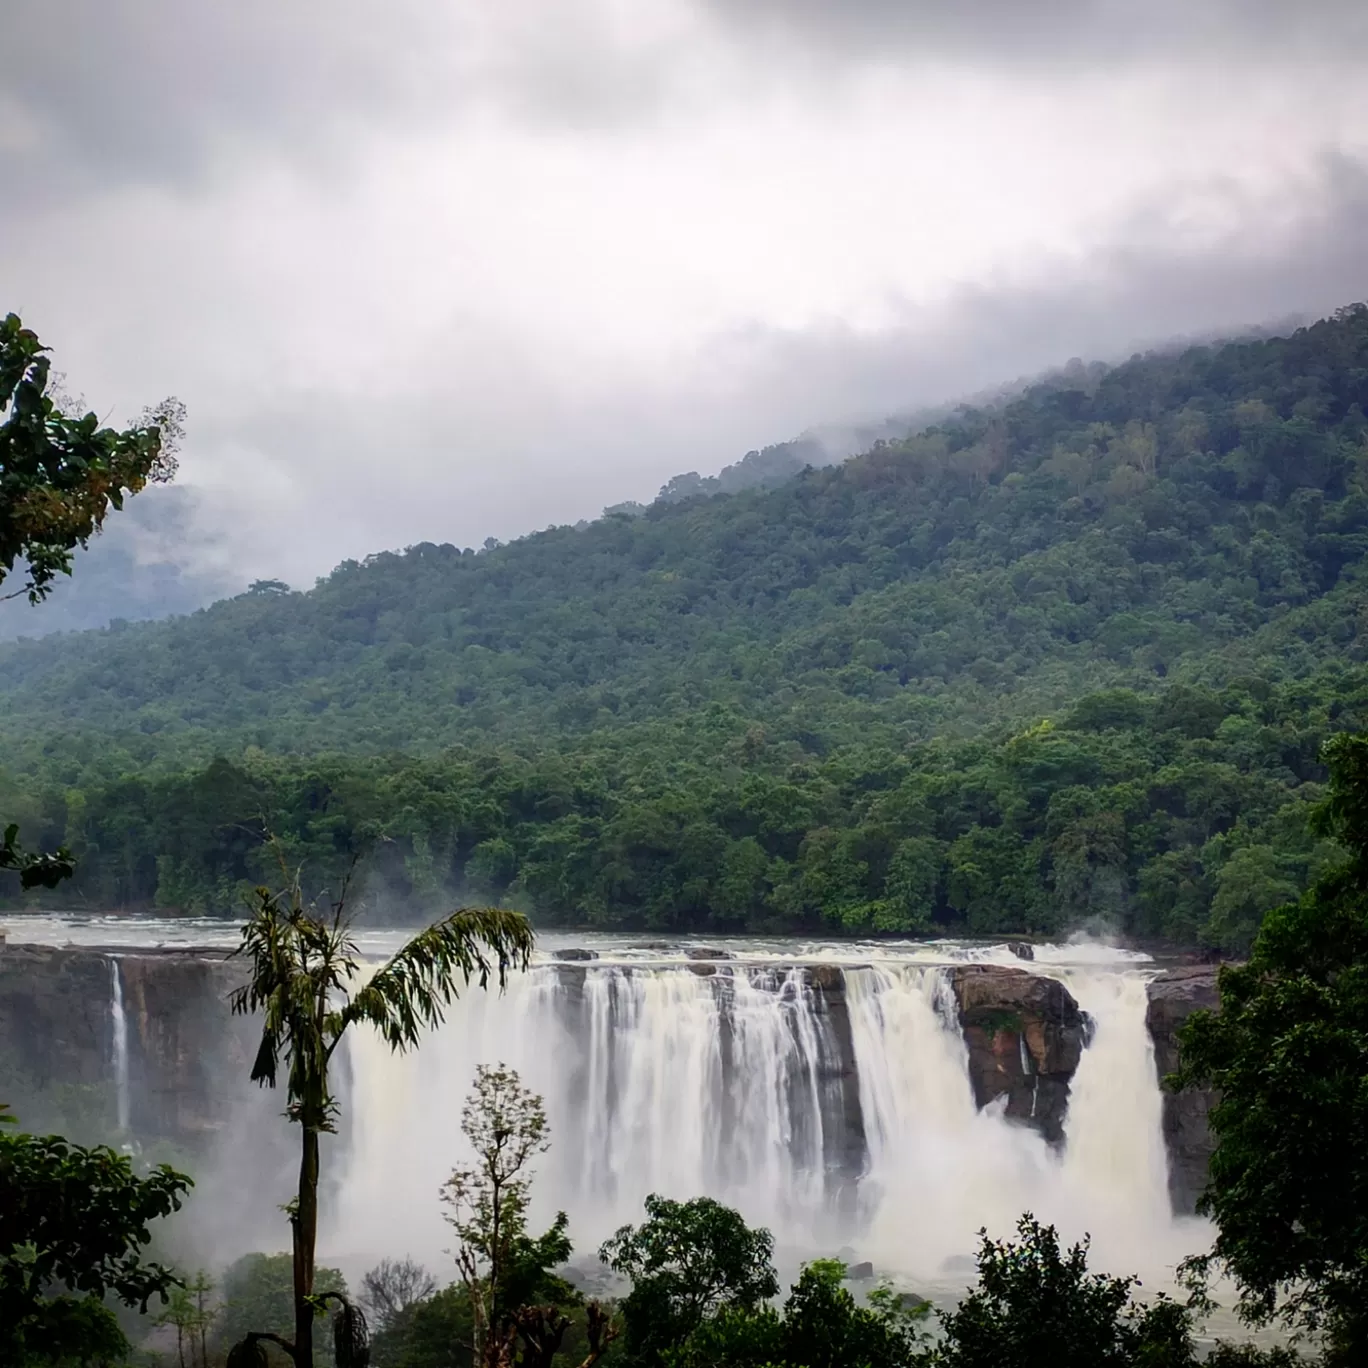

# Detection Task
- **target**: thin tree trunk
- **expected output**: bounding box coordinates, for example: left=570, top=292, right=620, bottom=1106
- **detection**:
left=293, top=1125, right=320, bottom=1367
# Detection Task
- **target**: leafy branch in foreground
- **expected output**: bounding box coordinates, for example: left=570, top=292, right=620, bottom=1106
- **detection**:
left=1, top=310, right=183, bottom=605
left=0, top=822, right=75, bottom=891
left=0, top=1104, right=192, bottom=1364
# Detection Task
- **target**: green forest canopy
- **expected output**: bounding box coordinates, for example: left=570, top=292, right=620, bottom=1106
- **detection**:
left=3, top=304, right=1368, bottom=946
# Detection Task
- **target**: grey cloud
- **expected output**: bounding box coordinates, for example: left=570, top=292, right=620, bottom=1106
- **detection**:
left=698, top=0, right=1368, bottom=64
left=2, top=1, right=714, bottom=199
left=2, top=1, right=451, bottom=199
left=705, top=153, right=1368, bottom=432
left=172, top=153, right=1368, bottom=590
left=6, top=0, right=1365, bottom=200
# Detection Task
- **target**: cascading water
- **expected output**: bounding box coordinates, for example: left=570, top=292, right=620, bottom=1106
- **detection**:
left=328, top=940, right=1205, bottom=1289
left=108, top=956, right=131, bottom=1135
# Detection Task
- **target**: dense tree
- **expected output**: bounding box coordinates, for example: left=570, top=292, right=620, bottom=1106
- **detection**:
left=2, top=305, right=1366, bottom=762
left=0, top=1104, right=191, bottom=1365
left=667, top=1258, right=926, bottom=1368
left=3, top=666, right=1354, bottom=951
left=225, top=874, right=534, bottom=1367
left=1176, top=733, right=1368, bottom=1361
left=927, top=1216, right=1194, bottom=1368
left=600, top=1195, right=780, bottom=1368
left=369, top=1284, right=475, bottom=1368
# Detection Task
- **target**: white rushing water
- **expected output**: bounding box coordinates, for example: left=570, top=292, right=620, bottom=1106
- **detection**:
left=2, top=916, right=1203, bottom=1291
left=108, top=956, right=131, bottom=1135
left=323, top=936, right=1203, bottom=1291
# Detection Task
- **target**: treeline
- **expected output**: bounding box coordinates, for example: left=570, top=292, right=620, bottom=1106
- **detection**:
left=7, top=668, right=1364, bottom=949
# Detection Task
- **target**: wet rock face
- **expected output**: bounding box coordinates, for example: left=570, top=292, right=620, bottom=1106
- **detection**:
left=116, top=953, right=254, bottom=1146
left=797, top=966, right=866, bottom=1194
left=1145, top=966, right=1220, bottom=1215
left=0, top=944, right=251, bottom=1150
left=946, top=965, right=1088, bottom=1145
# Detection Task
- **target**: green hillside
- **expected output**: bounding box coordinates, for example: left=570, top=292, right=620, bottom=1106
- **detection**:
left=3, top=304, right=1368, bottom=943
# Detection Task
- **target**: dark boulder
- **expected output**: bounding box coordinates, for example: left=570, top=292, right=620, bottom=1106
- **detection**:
left=946, top=965, right=1088, bottom=1145
left=1145, top=966, right=1220, bottom=1214
left=686, top=946, right=733, bottom=960
left=552, top=947, right=599, bottom=961
left=1006, top=941, right=1035, bottom=961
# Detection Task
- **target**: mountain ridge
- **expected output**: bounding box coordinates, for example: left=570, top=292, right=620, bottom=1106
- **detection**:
left=3, top=304, right=1367, bottom=947
left=1, top=303, right=1364, bottom=763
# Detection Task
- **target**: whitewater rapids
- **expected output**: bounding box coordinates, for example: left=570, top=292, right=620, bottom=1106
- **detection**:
left=327, top=936, right=1205, bottom=1291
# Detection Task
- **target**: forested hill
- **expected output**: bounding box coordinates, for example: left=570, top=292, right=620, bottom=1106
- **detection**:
left=3, top=304, right=1368, bottom=946
left=2, top=305, right=1366, bottom=760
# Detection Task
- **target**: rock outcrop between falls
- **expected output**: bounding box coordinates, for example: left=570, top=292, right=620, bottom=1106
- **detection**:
left=0, top=943, right=251, bottom=1149
left=1145, top=965, right=1220, bottom=1214
left=946, top=965, right=1088, bottom=1145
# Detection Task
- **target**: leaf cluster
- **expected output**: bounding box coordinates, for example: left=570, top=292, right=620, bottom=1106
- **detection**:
left=0, top=1113, right=191, bottom=1359
left=229, top=876, right=533, bottom=1130
left=0, top=311, right=181, bottom=605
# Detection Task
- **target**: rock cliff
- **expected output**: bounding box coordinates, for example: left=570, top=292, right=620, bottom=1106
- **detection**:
left=1145, top=965, right=1220, bottom=1214
left=946, top=964, right=1088, bottom=1145
left=0, top=943, right=251, bottom=1150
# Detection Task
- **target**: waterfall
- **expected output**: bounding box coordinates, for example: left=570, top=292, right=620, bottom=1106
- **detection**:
left=329, top=945, right=1199, bottom=1287
left=108, top=957, right=131, bottom=1135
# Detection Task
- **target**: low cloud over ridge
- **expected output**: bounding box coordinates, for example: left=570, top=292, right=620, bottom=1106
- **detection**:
left=2, top=0, right=1365, bottom=595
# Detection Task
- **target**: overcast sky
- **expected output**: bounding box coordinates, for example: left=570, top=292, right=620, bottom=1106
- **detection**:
left=3, top=0, right=1367, bottom=588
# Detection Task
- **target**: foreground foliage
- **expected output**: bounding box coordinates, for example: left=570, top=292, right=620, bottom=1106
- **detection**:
left=1177, top=733, right=1368, bottom=1360
left=441, top=1064, right=605, bottom=1368
left=664, top=1257, right=926, bottom=1368
left=213, top=1254, right=347, bottom=1366
left=929, top=1216, right=1191, bottom=1368
left=0, top=1105, right=191, bottom=1365
left=0, top=310, right=181, bottom=606
left=601, top=1195, right=780, bottom=1368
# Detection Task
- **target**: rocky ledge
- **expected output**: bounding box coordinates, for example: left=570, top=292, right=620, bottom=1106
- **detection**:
left=0, top=943, right=252, bottom=1149
left=1145, top=965, right=1220, bottom=1214
left=946, top=965, right=1088, bottom=1145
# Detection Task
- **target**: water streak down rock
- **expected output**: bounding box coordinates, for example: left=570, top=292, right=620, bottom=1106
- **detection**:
left=0, top=943, right=251, bottom=1147
left=946, top=965, right=1087, bottom=1145
left=1144, top=966, right=1219, bottom=1214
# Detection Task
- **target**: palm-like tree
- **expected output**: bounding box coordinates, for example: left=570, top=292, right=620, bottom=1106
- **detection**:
left=225, top=875, right=535, bottom=1367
